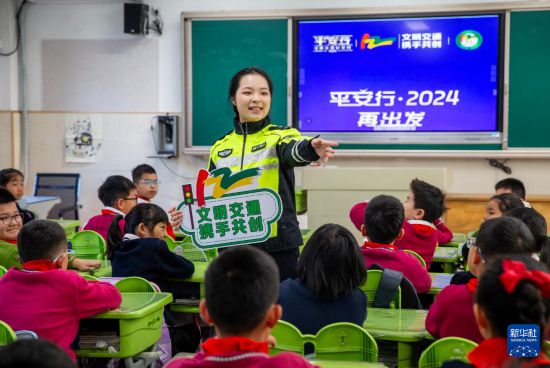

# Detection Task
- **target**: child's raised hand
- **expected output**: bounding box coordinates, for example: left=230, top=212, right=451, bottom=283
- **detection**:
left=168, top=207, right=183, bottom=228
left=72, top=258, right=102, bottom=272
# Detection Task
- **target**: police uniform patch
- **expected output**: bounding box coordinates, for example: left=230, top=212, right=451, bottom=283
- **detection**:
left=218, top=148, right=233, bottom=157
left=251, top=142, right=266, bottom=152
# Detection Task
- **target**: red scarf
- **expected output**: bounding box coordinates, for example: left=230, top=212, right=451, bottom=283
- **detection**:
left=2, top=239, right=17, bottom=245
left=201, top=336, right=269, bottom=356
left=137, top=196, right=150, bottom=202
left=101, top=208, right=120, bottom=216
left=362, top=241, right=397, bottom=252
left=468, top=337, right=550, bottom=368
left=21, top=259, right=59, bottom=272
left=466, top=277, right=478, bottom=293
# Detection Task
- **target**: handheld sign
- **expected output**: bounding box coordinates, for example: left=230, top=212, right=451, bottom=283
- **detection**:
left=178, top=168, right=282, bottom=249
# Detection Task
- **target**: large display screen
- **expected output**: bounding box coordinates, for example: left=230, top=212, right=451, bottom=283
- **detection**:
left=294, top=13, right=503, bottom=144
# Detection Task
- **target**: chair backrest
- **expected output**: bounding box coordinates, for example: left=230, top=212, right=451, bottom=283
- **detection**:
left=270, top=320, right=305, bottom=356
left=418, top=337, right=478, bottom=368
left=361, top=269, right=401, bottom=309
left=33, top=173, right=81, bottom=220
left=172, top=241, right=208, bottom=262
left=69, top=230, right=106, bottom=260
left=315, top=323, right=378, bottom=362
left=0, top=265, right=7, bottom=278
left=82, top=274, right=100, bottom=281
left=115, top=276, right=159, bottom=293
left=404, top=249, right=427, bottom=268
left=0, top=320, right=16, bottom=346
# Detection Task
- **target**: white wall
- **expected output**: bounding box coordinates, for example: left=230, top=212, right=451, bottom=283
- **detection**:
left=3, top=0, right=550, bottom=224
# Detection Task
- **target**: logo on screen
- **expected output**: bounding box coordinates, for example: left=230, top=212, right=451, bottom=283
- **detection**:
left=312, top=35, right=353, bottom=53
left=507, top=324, right=540, bottom=358
left=456, top=30, right=483, bottom=50
left=360, top=34, right=395, bottom=49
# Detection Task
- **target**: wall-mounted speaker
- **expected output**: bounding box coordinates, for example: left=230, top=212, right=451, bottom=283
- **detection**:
left=124, top=3, right=149, bottom=35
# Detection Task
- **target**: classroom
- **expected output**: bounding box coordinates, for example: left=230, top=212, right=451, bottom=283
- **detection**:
left=1, top=0, right=550, bottom=367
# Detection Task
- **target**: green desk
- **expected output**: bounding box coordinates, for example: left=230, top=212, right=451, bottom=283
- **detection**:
left=427, top=272, right=452, bottom=295
left=75, top=292, right=173, bottom=358
left=432, top=247, right=459, bottom=273
left=311, top=361, right=386, bottom=367
left=364, top=308, right=432, bottom=368
left=77, top=260, right=112, bottom=277
left=52, top=219, right=80, bottom=236
left=170, top=261, right=208, bottom=314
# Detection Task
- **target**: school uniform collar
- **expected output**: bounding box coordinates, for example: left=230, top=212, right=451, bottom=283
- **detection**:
left=101, top=207, right=125, bottom=217
left=362, top=241, right=397, bottom=252
left=1, top=239, right=17, bottom=245
left=468, top=337, right=550, bottom=368
left=123, top=233, right=140, bottom=242
left=137, top=196, right=150, bottom=202
left=407, top=219, right=436, bottom=229
left=233, top=116, right=271, bottom=135
left=201, top=336, right=269, bottom=356
left=21, top=259, right=58, bottom=272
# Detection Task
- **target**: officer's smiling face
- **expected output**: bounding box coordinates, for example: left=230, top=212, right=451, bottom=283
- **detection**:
left=232, top=74, right=271, bottom=123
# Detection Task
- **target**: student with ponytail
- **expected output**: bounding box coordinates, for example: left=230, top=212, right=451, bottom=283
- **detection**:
left=507, top=207, right=550, bottom=268
left=442, top=255, right=550, bottom=367
left=107, top=203, right=194, bottom=292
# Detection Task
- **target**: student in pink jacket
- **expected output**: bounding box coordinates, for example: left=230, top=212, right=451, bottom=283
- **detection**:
left=360, top=195, right=432, bottom=294
left=0, top=220, right=122, bottom=361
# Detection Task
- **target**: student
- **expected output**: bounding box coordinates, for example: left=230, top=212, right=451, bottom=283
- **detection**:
left=495, top=177, right=526, bottom=200
left=507, top=207, right=550, bottom=267
left=83, top=175, right=137, bottom=241
left=0, top=188, right=99, bottom=272
left=107, top=203, right=194, bottom=294
left=442, top=256, right=550, bottom=368
left=0, top=168, right=36, bottom=224
left=165, top=246, right=317, bottom=368
left=0, top=220, right=121, bottom=361
left=360, top=195, right=432, bottom=294
left=278, top=224, right=367, bottom=338
left=132, top=163, right=159, bottom=203
left=171, top=67, right=337, bottom=282
left=484, top=192, right=525, bottom=221
left=350, top=178, right=452, bottom=268
left=426, top=217, right=535, bottom=343
left=0, top=339, right=76, bottom=368
left=132, top=163, right=176, bottom=238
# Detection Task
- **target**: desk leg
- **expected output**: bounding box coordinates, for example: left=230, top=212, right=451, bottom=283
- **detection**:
left=397, top=342, right=416, bottom=368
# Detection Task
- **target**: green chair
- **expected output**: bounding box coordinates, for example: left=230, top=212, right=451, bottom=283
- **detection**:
left=164, top=235, right=177, bottom=250
left=69, top=230, right=106, bottom=260
left=404, top=249, right=427, bottom=268
left=361, top=269, right=401, bottom=309
left=315, top=323, right=378, bottom=362
left=0, top=320, right=16, bottom=346
left=270, top=320, right=306, bottom=356
left=115, top=277, right=159, bottom=293
left=418, top=337, right=478, bottom=368
left=0, top=265, right=7, bottom=278
left=172, top=241, right=209, bottom=262
left=544, top=340, right=550, bottom=356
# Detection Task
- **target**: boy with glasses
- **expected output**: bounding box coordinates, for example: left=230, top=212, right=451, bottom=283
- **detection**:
left=0, top=219, right=122, bottom=361
left=132, top=164, right=160, bottom=203
left=83, top=175, right=138, bottom=241
left=0, top=187, right=101, bottom=272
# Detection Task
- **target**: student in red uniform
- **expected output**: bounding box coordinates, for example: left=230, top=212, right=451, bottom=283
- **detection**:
left=441, top=255, right=550, bottom=368
left=0, top=220, right=121, bottom=361
left=360, top=195, right=431, bottom=294
left=165, top=246, right=317, bottom=368
left=83, top=175, right=137, bottom=240
left=426, top=216, right=536, bottom=343
left=350, top=178, right=452, bottom=268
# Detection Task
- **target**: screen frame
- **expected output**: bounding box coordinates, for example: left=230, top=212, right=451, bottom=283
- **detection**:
left=292, top=11, right=506, bottom=145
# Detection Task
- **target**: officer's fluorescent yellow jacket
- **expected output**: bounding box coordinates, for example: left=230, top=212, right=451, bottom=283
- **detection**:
left=208, top=117, right=319, bottom=253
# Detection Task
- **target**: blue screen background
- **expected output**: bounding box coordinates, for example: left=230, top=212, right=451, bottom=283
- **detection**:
left=296, top=15, right=501, bottom=133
